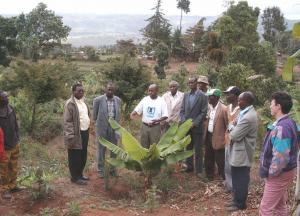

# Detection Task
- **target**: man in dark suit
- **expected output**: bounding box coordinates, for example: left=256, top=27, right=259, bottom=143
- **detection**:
left=93, top=82, right=122, bottom=178
left=180, top=77, right=208, bottom=175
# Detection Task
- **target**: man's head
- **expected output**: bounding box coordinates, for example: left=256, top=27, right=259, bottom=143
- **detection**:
left=197, top=75, right=209, bottom=92
left=0, top=91, right=9, bottom=107
left=148, top=84, right=158, bottom=99
left=169, top=80, right=179, bottom=96
left=270, top=91, right=293, bottom=116
left=72, top=83, right=84, bottom=100
left=105, top=82, right=115, bottom=99
left=223, top=86, right=241, bottom=104
left=238, top=91, right=255, bottom=110
left=207, top=89, right=221, bottom=107
left=188, top=77, right=198, bottom=91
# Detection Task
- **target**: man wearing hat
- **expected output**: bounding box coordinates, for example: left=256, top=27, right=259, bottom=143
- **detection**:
left=197, top=76, right=209, bottom=93
left=223, top=86, right=241, bottom=192
left=204, top=89, right=228, bottom=180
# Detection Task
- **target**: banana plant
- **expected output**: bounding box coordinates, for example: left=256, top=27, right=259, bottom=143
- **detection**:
left=99, top=118, right=194, bottom=188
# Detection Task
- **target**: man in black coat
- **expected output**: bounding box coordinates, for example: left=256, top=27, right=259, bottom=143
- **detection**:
left=180, top=77, right=208, bottom=175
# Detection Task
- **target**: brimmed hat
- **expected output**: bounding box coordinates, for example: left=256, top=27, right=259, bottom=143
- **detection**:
left=197, top=75, right=209, bottom=85
left=223, top=86, right=241, bottom=96
left=207, top=88, right=221, bottom=97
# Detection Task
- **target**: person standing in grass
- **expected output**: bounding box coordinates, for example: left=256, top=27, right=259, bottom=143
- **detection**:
left=64, top=83, right=90, bottom=185
left=0, top=91, right=22, bottom=199
left=259, top=92, right=298, bottom=216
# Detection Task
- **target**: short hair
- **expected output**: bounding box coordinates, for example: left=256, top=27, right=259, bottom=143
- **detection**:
left=188, top=77, right=198, bottom=82
left=271, top=91, right=293, bottom=114
left=169, top=80, right=179, bottom=87
left=149, top=83, right=158, bottom=90
left=240, top=91, right=255, bottom=105
left=106, top=81, right=115, bottom=88
left=72, top=83, right=82, bottom=92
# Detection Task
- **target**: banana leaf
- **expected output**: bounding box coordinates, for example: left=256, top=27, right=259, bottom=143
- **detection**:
left=108, top=118, right=148, bottom=161
left=107, top=158, right=126, bottom=168
left=99, top=137, right=129, bottom=161
left=282, top=56, right=296, bottom=81
left=165, top=150, right=194, bottom=165
left=291, top=99, right=300, bottom=125
left=173, top=119, right=193, bottom=142
left=161, top=135, right=191, bottom=156
left=293, top=22, right=300, bottom=39
left=157, top=123, right=178, bottom=151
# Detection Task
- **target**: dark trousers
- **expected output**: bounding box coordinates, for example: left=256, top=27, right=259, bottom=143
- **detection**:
left=204, top=132, right=225, bottom=179
left=68, top=130, right=89, bottom=181
left=231, top=166, right=250, bottom=209
left=186, top=131, right=203, bottom=173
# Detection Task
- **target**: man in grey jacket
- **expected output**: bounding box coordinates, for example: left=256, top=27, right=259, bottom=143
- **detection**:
left=180, top=77, right=208, bottom=175
left=226, top=91, right=258, bottom=212
left=93, top=82, right=121, bottom=178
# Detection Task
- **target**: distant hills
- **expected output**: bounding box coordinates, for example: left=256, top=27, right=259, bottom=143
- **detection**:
left=2, top=13, right=299, bottom=47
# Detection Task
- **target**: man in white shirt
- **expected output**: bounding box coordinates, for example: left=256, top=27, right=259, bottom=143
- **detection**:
left=162, top=81, right=184, bottom=130
left=64, top=83, right=90, bottom=185
left=130, top=84, right=168, bottom=148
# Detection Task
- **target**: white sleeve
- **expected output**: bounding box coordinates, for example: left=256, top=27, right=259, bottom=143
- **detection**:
left=134, top=98, right=144, bottom=115
left=161, top=99, right=169, bottom=118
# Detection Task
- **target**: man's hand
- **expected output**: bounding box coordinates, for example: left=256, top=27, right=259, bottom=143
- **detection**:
left=130, top=111, right=140, bottom=120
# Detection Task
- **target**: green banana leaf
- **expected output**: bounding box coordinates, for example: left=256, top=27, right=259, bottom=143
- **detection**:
left=291, top=99, right=300, bottom=125
left=99, top=137, right=129, bottom=161
left=165, top=150, right=194, bottom=165
left=108, top=118, right=148, bottom=161
left=157, top=123, right=178, bottom=151
left=161, top=135, right=191, bottom=156
left=107, top=158, right=126, bottom=168
left=107, top=158, right=142, bottom=171
left=173, top=119, right=193, bottom=142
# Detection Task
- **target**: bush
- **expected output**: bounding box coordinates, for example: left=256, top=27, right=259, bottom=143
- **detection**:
left=196, top=58, right=219, bottom=87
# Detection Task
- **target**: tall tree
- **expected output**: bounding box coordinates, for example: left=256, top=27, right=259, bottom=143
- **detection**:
left=141, top=0, right=171, bottom=51
left=15, top=3, right=71, bottom=61
left=262, top=7, right=286, bottom=47
left=0, top=16, right=18, bottom=66
left=176, top=0, right=190, bottom=32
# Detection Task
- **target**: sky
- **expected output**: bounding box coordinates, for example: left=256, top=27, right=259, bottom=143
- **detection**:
left=0, top=0, right=300, bottom=19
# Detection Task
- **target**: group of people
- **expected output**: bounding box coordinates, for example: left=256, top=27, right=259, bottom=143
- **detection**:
left=0, top=75, right=298, bottom=215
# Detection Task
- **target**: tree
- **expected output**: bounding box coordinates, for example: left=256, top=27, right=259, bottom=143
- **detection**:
left=0, top=61, right=81, bottom=134
left=154, top=42, right=169, bottom=79
left=96, top=55, right=151, bottom=116
left=141, top=0, right=172, bottom=50
left=15, top=3, right=71, bottom=61
left=0, top=16, right=18, bottom=66
left=262, top=7, right=286, bottom=47
left=101, top=118, right=194, bottom=188
left=176, top=0, right=190, bottom=32
left=116, top=39, right=137, bottom=57
left=171, top=28, right=185, bottom=58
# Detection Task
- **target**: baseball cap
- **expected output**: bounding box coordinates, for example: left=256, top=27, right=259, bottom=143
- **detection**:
left=207, top=88, right=222, bottom=97
left=197, top=75, right=209, bottom=85
left=223, top=86, right=241, bottom=96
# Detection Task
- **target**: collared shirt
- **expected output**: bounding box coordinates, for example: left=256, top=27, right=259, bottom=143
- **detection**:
left=208, top=102, right=220, bottom=133
left=106, top=97, right=115, bottom=119
left=237, top=105, right=253, bottom=123
left=74, top=98, right=90, bottom=131
left=169, top=91, right=181, bottom=110
left=162, top=91, right=184, bottom=123
left=188, top=91, right=197, bottom=108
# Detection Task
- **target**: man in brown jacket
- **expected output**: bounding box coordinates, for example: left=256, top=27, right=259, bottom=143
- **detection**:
left=204, top=89, right=228, bottom=180
left=63, top=83, right=90, bottom=185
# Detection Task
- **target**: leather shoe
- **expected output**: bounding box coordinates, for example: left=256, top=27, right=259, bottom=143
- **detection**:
left=10, top=186, right=25, bottom=193
left=71, top=179, right=87, bottom=185
left=81, top=176, right=90, bottom=181
left=226, top=205, right=240, bottom=212
left=225, top=201, right=235, bottom=207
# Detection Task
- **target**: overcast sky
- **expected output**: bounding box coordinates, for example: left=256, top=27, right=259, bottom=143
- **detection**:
left=1, top=0, right=300, bottom=19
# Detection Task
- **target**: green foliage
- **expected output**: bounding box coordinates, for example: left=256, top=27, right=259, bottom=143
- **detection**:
left=176, top=0, right=190, bottom=32
left=96, top=55, right=151, bottom=116
left=217, top=63, right=254, bottom=91
left=39, top=207, right=60, bottom=216
left=144, top=185, right=161, bottom=212
left=293, top=22, right=300, bottom=39
left=154, top=42, right=169, bottom=79
left=141, top=0, right=171, bottom=49
left=65, top=202, right=81, bottom=216
left=15, top=3, right=71, bottom=61
left=116, top=39, right=137, bottom=57
left=0, top=61, right=81, bottom=134
left=100, top=118, right=194, bottom=188
left=262, top=7, right=286, bottom=47
left=196, top=57, right=218, bottom=87
left=171, top=28, right=185, bottom=58
left=170, top=64, right=189, bottom=91
left=0, top=16, right=18, bottom=66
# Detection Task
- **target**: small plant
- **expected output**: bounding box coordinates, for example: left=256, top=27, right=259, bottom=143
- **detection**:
left=39, top=207, right=60, bottom=216
left=65, top=201, right=81, bottom=216
left=144, top=185, right=161, bottom=212
left=31, top=168, right=53, bottom=200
